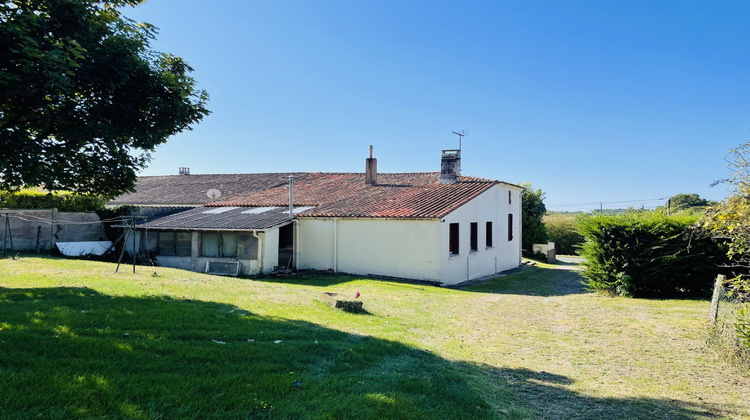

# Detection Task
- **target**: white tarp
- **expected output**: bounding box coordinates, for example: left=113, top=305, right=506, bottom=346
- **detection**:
left=56, top=241, right=113, bottom=257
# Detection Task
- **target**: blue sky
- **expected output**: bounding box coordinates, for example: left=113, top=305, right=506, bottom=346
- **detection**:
left=125, top=0, right=750, bottom=212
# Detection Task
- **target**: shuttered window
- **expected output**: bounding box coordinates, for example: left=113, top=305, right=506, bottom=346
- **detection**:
left=449, top=223, right=459, bottom=255
left=508, top=214, right=514, bottom=241
left=470, top=222, right=478, bottom=251
left=486, top=221, right=493, bottom=247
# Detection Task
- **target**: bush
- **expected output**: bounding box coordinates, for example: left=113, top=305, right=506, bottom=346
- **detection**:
left=577, top=211, right=729, bottom=298
left=544, top=213, right=584, bottom=255
left=0, top=189, right=105, bottom=212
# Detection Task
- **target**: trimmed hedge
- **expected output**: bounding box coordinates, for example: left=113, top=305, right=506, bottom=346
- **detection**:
left=0, top=190, right=105, bottom=212
left=577, top=212, right=728, bottom=298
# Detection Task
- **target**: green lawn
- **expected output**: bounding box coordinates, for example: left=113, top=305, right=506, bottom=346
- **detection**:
left=1, top=256, right=748, bottom=419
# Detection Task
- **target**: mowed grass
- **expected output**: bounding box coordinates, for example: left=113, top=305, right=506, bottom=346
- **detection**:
left=1, top=256, right=748, bottom=419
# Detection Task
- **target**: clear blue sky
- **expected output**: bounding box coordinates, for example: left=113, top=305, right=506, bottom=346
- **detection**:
left=125, top=0, right=750, bottom=212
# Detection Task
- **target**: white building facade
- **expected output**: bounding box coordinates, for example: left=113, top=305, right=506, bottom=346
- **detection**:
left=295, top=183, right=522, bottom=285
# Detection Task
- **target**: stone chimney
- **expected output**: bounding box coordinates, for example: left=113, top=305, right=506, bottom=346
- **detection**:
left=365, top=145, right=377, bottom=185
left=440, top=149, right=460, bottom=183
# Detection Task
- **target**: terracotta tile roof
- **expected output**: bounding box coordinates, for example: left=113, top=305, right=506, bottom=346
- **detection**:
left=210, top=172, right=502, bottom=219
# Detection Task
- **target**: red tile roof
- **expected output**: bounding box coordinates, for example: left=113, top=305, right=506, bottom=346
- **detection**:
left=209, top=172, right=505, bottom=219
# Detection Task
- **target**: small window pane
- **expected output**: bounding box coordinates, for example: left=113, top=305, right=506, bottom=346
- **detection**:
left=237, top=233, right=258, bottom=259
left=201, top=233, right=220, bottom=257
left=175, top=232, right=192, bottom=256
left=222, top=233, right=237, bottom=257
left=158, top=232, right=176, bottom=256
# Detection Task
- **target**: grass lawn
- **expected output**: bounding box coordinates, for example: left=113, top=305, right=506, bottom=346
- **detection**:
left=1, top=256, right=748, bottom=419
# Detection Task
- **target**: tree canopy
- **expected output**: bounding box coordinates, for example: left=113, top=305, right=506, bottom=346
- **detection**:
left=667, top=193, right=713, bottom=212
left=520, top=182, right=548, bottom=252
left=0, top=0, right=209, bottom=198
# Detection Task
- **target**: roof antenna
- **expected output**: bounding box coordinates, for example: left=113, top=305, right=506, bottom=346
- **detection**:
left=452, top=130, right=465, bottom=174
left=452, top=130, right=465, bottom=156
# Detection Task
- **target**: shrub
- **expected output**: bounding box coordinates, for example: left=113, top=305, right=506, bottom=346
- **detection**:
left=577, top=211, right=729, bottom=298
left=544, top=213, right=584, bottom=255
left=0, top=189, right=105, bottom=212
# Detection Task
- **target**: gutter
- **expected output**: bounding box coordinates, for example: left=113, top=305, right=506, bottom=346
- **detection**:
left=333, top=218, right=338, bottom=272
left=293, top=219, right=300, bottom=269
left=252, top=230, right=264, bottom=274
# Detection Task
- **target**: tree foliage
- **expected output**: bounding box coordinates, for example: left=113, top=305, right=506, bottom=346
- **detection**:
left=701, top=142, right=750, bottom=354
left=0, top=188, right=105, bottom=211
left=0, top=0, right=210, bottom=198
left=544, top=213, right=584, bottom=255
left=520, top=182, right=548, bottom=252
left=668, top=193, right=709, bottom=212
left=702, top=142, right=750, bottom=301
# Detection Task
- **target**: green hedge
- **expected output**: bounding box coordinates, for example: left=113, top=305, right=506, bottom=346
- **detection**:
left=577, top=212, right=728, bottom=298
left=544, top=214, right=584, bottom=255
left=0, top=190, right=106, bottom=212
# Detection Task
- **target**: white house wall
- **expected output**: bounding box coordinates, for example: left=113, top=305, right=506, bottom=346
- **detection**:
left=261, top=228, right=279, bottom=273
left=439, top=184, right=522, bottom=285
left=298, top=218, right=442, bottom=281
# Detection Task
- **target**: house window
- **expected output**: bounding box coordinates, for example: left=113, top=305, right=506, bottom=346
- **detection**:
left=157, top=231, right=191, bottom=256
left=509, top=191, right=512, bottom=205
left=176, top=232, right=192, bottom=256
left=470, top=222, right=478, bottom=252
left=449, top=223, right=459, bottom=255
left=508, top=214, right=514, bottom=241
left=237, top=233, right=258, bottom=259
left=486, top=221, right=493, bottom=247
left=201, top=232, right=238, bottom=257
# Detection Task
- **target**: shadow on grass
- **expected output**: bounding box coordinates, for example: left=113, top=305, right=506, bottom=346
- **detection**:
left=249, top=271, right=363, bottom=287
left=0, top=287, right=735, bottom=419
left=462, top=266, right=589, bottom=297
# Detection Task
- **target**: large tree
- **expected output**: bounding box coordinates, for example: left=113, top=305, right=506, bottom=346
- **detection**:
left=1, top=0, right=209, bottom=198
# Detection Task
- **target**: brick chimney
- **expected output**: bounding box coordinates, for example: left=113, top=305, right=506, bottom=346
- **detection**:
left=365, top=145, right=377, bottom=185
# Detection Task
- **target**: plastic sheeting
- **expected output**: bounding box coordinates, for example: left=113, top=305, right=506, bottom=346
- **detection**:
left=56, top=241, right=113, bottom=257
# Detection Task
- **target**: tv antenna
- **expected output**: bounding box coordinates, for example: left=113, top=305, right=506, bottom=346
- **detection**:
left=206, top=188, right=222, bottom=202
left=452, top=130, right=465, bottom=155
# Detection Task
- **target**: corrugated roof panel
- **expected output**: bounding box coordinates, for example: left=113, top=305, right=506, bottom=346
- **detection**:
left=240, top=206, right=280, bottom=214
left=202, top=207, right=240, bottom=214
